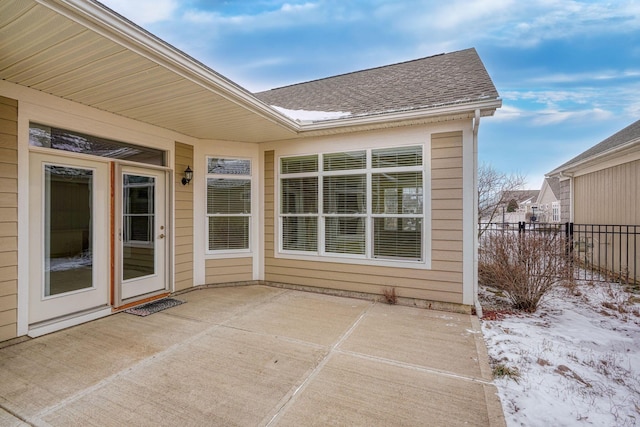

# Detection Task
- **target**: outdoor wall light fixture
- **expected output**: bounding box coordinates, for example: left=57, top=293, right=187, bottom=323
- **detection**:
left=181, top=165, right=193, bottom=185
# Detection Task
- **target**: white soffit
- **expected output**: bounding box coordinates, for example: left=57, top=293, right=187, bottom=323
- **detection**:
left=0, top=0, right=298, bottom=142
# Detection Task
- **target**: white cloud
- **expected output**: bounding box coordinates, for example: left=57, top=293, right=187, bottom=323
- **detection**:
left=376, top=0, right=640, bottom=49
left=181, top=10, right=221, bottom=24
left=527, top=70, right=640, bottom=84
left=531, top=108, right=613, bottom=126
left=498, top=1, right=640, bottom=47
left=100, top=0, right=179, bottom=25
left=182, top=1, right=322, bottom=30
left=280, top=3, right=317, bottom=13
left=491, top=104, right=525, bottom=122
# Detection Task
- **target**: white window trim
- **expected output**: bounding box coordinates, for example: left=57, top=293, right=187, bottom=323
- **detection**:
left=552, top=201, right=561, bottom=223
left=276, top=145, right=431, bottom=269
left=205, top=156, right=253, bottom=256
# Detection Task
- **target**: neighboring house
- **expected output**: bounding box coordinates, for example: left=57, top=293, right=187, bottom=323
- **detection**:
left=498, top=190, right=540, bottom=223
left=0, top=0, right=500, bottom=342
left=535, top=177, right=561, bottom=223
left=547, top=118, right=640, bottom=282
left=547, top=118, right=640, bottom=224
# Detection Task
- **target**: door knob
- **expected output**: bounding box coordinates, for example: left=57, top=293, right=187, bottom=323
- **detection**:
left=158, top=234, right=165, bottom=239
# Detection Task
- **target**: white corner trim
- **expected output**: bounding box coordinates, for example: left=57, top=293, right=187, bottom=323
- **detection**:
left=462, top=116, right=478, bottom=307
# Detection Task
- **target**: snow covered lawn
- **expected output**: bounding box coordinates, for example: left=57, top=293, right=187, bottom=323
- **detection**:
left=481, top=280, right=640, bottom=426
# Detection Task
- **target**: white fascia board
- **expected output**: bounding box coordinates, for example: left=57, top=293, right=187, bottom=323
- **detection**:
left=37, top=0, right=300, bottom=130
left=297, top=99, right=502, bottom=132
left=547, top=138, right=640, bottom=177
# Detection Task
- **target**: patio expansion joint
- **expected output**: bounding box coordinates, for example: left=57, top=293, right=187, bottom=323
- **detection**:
left=333, top=348, right=495, bottom=386
left=264, top=300, right=376, bottom=427
left=0, top=402, right=34, bottom=427
left=25, top=289, right=291, bottom=426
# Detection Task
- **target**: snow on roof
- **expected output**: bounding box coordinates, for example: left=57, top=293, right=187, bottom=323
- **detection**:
left=271, top=106, right=352, bottom=123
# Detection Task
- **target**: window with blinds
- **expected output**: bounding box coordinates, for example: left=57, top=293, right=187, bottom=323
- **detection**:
left=206, top=157, right=251, bottom=252
left=279, top=146, right=425, bottom=262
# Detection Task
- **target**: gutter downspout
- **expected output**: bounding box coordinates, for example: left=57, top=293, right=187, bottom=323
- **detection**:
left=472, top=109, right=483, bottom=318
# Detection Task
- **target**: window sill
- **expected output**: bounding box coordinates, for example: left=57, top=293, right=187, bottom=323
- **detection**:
left=276, top=251, right=431, bottom=270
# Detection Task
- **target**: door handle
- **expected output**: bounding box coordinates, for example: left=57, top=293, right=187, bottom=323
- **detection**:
left=158, top=234, right=165, bottom=239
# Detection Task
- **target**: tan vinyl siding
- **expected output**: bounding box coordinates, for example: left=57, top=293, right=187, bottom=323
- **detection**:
left=174, top=142, right=193, bottom=291
left=574, top=159, right=640, bottom=225
left=265, top=151, right=275, bottom=260
left=573, top=160, right=640, bottom=282
left=0, top=96, right=17, bottom=341
left=263, top=131, right=465, bottom=305
left=205, top=257, right=253, bottom=284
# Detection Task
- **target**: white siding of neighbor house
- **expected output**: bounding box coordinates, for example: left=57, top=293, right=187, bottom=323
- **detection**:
left=262, top=125, right=470, bottom=306
left=536, top=181, right=559, bottom=223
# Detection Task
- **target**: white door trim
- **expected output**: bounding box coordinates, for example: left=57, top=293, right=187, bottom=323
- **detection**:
left=115, top=164, right=170, bottom=306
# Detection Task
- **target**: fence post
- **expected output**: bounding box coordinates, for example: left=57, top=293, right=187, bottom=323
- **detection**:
left=565, top=222, right=574, bottom=280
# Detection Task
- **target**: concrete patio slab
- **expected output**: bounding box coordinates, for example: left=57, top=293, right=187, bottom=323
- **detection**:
left=0, top=407, right=27, bottom=427
left=274, top=353, right=496, bottom=426
left=0, top=285, right=505, bottom=426
left=339, top=303, right=489, bottom=379
left=227, top=290, right=371, bottom=346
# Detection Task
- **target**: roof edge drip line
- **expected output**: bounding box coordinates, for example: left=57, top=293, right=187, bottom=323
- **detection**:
left=547, top=136, right=640, bottom=177
left=298, top=99, right=502, bottom=131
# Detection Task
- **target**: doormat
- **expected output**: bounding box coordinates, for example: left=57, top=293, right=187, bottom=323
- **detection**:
left=124, top=298, right=185, bottom=317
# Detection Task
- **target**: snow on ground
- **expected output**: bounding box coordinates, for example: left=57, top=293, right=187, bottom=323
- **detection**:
left=481, top=280, right=640, bottom=427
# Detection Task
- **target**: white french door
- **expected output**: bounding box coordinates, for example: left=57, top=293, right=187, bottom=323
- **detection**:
left=117, top=165, right=168, bottom=302
left=28, top=155, right=170, bottom=326
left=28, top=153, right=110, bottom=324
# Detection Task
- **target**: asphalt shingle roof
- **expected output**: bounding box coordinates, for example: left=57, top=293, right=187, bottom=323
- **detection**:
left=254, top=48, right=499, bottom=119
left=551, top=118, right=640, bottom=173
left=503, top=190, right=540, bottom=204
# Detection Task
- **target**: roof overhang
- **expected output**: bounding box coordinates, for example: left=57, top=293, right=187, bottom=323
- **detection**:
left=1, top=0, right=501, bottom=143
left=1, top=0, right=299, bottom=142
left=295, top=99, right=501, bottom=137
left=547, top=137, right=640, bottom=178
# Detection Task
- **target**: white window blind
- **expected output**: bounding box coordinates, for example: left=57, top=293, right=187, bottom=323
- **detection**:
left=279, top=146, right=425, bottom=262
left=323, top=174, right=366, bottom=255
left=206, top=158, right=251, bottom=252
left=281, top=175, right=318, bottom=251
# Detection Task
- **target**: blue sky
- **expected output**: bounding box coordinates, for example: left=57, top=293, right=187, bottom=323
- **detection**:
left=100, top=0, right=640, bottom=189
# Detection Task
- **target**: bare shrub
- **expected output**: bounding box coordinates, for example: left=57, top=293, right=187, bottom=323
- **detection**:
left=382, top=287, right=397, bottom=305
left=479, top=230, right=567, bottom=312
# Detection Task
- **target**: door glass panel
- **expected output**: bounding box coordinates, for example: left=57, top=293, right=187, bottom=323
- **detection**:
left=44, top=165, right=93, bottom=296
left=123, top=174, right=155, bottom=281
